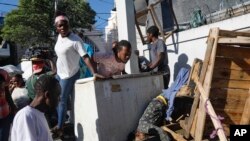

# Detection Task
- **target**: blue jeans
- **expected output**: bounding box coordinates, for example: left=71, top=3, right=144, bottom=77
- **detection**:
left=0, top=114, right=12, bottom=141
left=56, top=71, right=80, bottom=128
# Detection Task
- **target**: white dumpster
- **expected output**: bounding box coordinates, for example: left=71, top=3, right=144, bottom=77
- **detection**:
left=74, top=74, right=164, bottom=141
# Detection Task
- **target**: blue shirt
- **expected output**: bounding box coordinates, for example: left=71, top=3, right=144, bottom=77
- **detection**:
left=79, top=43, right=94, bottom=78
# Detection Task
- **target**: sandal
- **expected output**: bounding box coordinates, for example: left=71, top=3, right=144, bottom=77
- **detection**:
left=52, top=129, right=63, bottom=139
left=51, top=126, right=64, bottom=139
left=51, top=125, right=59, bottom=133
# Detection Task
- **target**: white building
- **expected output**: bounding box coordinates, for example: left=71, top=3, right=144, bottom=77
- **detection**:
left=104, top=10, right=118, bottom=51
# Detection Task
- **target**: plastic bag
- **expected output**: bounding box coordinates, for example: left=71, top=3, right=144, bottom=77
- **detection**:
left=190, top=9, right=206, bottom=28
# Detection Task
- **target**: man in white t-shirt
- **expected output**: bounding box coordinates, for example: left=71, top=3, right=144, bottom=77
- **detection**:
left=11, top=75, right=61, bottom=141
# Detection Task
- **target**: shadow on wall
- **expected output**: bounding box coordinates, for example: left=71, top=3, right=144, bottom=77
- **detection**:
left=173, top=53, right=191, bottom=81
left=76, top=123, right=84, bottom=141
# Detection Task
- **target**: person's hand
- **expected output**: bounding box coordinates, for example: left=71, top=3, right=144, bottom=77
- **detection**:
left=147, top=63, right=153, bottom=69
left=135, top=131, right=147, bottom=141
left=9, top=83, right=16, bottom=93
left=93, top=73, right=105, bottom=80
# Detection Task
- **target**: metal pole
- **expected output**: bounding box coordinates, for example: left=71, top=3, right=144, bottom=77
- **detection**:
left=55, top=0, right=58, bottom=12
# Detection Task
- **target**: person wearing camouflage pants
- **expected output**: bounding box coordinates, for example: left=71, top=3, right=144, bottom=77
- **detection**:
left=136, top=95, right=170, bottom=141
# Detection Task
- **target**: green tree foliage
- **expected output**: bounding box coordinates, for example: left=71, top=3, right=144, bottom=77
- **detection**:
left=1, top=0, right=96, bottom=47
left=57, top=0, right=96, bottom=29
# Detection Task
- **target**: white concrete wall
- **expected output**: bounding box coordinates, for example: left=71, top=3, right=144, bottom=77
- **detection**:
left=74, top=74, right=163, bottom=141
left=162, top=13, right=250, bottom=83
left=104, top=10, right=118, bottom=51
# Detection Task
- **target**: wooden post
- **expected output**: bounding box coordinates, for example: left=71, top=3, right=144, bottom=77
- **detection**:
left=194, top=28, right=220, bottom=141
left=149, top=4, right=165, bottom=41
left=161, top=126, right=187, bottom=141
left=195, top=79, right=227, bottom=141
left=183, top=37, right=214, bottom=138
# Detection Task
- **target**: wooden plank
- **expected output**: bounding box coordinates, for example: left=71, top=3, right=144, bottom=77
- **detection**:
left=210, top=96, right=246, bottom=110
left=210, top=89, right=248, bottom=109
left=210, top=88, right=248, bottom=124
left=237, top=36, right=250, bottom=39
left=205, top=99, right=249, bottom=136
left=183, top=92, right=199, bottom=138
left=187, top=58, right=203, bottom=86
left=183, top=39, right=214, bottom=139
left=211, top=79, right=250, bottom=89
left=215, top=108, right=244, bottom=116
left=161, top=126, right=187, bottom=141
left=135, top=17, right=147, bottom=45
left=190, top=109, right=198, bottom=138
left=219, top=30, right=250, bottom=37
left=135, top=9, right=149, bottom=18
left=163, top=31, right=174, bottom=42
left=149, top=5, right=165, bottom=40
left=216, top=45, right=250, bottom=59
left=213, top=69, right=250, bottom=80
left=199, top=37, right=215, bottom=83
left=206, top=110, right=242, bottom=125
left=216, top=108, right=243, bottom=115
left=195, top=79, right=228, bottom=141
left=240, top=91, right=250, bottom=124
left=195, top=28, right=220, bottom=141
left=205, top=122, right=230, bottom=137
left=210, top=88, right=249, bottom=96
left=184, top=37, right=214, bottom=138
left=214, top=57, right=250, bottom=70
left=218, top=37, right=250, bottom=45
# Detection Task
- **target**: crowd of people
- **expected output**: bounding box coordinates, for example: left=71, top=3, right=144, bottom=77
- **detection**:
left=0, top=13, right=174, bottom=141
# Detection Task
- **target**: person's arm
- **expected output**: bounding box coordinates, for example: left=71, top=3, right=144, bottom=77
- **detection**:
left=148, top=52, right=165, bottom=70
left=82, top=54, right=96, bottom=74
left=82, top=54, right=105, bottom=79
left=9, top=83, right=15, bottom=94
left=75, top=39, right=105, bottom=79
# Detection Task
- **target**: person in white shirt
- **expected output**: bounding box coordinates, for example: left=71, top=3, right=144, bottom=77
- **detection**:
left=53, top=14, right=104, bottom=138
left=10, top=74, right=29, bottom=110
left=11, top=75, right=61, bottom=141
